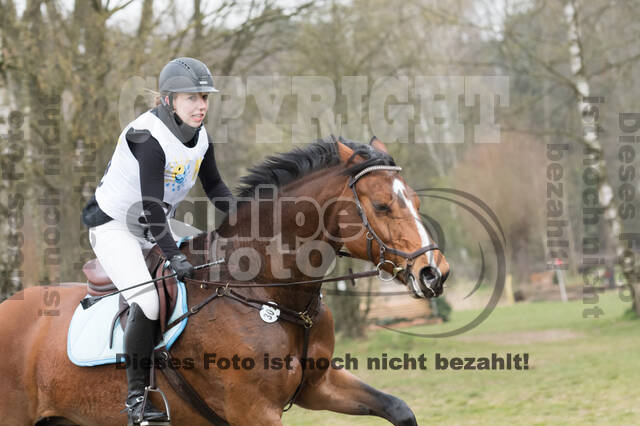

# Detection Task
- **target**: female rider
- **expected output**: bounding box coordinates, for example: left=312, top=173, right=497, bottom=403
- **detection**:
left=81, top=58, right=233, bottom=424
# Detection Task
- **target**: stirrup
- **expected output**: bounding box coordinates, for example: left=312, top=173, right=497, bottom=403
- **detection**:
left=127, top=386, right=171, bottom=426
left=141, top=385, right=171, bottom=426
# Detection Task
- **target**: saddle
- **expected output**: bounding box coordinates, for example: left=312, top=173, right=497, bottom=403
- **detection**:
left=82, top=246, right=179, bottom=335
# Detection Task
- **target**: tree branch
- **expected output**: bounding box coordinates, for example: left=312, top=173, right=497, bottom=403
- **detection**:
left=588, top=51, right=640, bottom=79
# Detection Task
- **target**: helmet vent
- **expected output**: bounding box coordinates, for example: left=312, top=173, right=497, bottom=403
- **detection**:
left=174, top=59, right=194, bottom=74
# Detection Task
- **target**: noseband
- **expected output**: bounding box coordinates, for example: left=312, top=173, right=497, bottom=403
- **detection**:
left=348, top=165, right=440, bottom=285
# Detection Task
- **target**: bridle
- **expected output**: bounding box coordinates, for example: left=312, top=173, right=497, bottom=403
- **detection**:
left=348, top=165, right=441, bottom=294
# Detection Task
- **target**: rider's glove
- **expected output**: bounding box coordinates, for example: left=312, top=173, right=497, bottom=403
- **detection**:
left=169, top=254, right=194, bottom=281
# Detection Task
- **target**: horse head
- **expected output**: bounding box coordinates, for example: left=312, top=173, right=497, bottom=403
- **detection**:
left=334, top=137, right=449, bottom=299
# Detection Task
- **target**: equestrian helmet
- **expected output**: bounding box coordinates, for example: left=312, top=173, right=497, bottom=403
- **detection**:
left=158, top=57, right=219, bottom=93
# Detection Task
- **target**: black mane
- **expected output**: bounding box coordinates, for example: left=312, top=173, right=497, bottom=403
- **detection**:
left=236, top=135, right=396, bottom=197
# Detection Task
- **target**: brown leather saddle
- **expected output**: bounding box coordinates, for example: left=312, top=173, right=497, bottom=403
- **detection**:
left=82, top=245, right=179, bottom=345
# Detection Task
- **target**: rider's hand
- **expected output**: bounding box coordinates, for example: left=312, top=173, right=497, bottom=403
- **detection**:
left=169, top=254, right=194, bottom=281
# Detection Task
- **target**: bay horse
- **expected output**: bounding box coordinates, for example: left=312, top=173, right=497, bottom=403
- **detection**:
left=0, top=136, right=449, bottom=425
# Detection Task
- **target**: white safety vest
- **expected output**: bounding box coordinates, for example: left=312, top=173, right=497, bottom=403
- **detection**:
left=95, top=110, right=209, bottom=225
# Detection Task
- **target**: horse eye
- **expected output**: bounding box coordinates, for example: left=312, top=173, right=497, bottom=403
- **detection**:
left=372, top=202, right=391, bottom=213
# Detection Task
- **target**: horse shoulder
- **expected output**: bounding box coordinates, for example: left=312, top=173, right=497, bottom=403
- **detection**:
left=302, top=302, right=337, bottom=383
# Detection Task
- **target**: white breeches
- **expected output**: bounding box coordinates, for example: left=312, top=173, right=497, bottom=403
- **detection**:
left=89, top=220, right=178, bottom=321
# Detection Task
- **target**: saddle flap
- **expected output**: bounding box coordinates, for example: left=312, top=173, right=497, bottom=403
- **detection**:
left=152, top=247, right=179, bottom=334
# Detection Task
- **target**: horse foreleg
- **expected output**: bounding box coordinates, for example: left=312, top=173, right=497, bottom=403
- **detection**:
left=295, top=368, right=417, bottom=426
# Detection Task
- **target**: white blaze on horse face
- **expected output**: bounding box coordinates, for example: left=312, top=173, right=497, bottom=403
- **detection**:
left=392, top=179, right=434, bottom=265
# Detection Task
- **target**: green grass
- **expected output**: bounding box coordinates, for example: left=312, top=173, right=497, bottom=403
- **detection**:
left=284, top=290, right=639, bottom=425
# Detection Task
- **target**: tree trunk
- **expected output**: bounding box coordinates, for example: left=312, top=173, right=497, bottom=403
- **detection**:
left=564, top=0, right=639, bottom=313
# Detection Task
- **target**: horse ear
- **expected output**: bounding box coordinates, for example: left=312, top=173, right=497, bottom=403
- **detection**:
left=369, top=136, right=389, bottom=154
left=336, top=141, right=355, bottom=163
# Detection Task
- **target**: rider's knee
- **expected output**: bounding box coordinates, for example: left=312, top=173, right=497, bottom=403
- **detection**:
left=129, top=291, right=160, bottom=321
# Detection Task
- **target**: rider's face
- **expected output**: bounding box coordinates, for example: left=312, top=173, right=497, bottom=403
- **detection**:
left=169, top=92, right=209, bottom=127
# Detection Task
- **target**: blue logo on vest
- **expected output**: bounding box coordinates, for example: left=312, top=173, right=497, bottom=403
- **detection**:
left=165, top=162, right=192, bottom=192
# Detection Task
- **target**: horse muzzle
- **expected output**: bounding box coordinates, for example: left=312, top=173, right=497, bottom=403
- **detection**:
left=406, top=266, right=448, bottom=299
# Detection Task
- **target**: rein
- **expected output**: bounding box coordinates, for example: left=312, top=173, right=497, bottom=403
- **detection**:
left=183, top=268, right=380, bottom=289
left=164, top=269, right=379, bottom=332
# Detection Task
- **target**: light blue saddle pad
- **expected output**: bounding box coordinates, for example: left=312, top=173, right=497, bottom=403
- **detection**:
left=67, top=279, right=188, bottom=367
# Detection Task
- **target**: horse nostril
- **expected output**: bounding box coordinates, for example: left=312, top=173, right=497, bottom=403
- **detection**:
left=419, top=266, right=441, bottom=296
left=420, top=266, right=438, bottom=284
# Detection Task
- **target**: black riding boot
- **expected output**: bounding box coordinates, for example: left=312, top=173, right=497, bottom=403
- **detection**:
left=123, top=303, right=168, bottom=425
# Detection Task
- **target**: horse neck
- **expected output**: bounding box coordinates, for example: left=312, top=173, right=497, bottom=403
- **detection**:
left=214, top=167, right=349, bottom=309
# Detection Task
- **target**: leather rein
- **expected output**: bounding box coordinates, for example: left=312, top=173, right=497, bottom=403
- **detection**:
left=155, top=165, right=440, bottom=424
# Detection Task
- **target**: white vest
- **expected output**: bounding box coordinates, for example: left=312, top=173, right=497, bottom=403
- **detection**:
left=95, top=111, right=209, bottom=225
